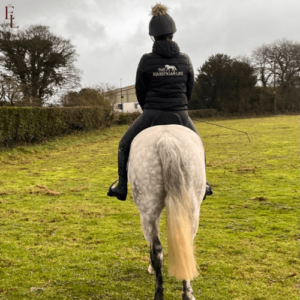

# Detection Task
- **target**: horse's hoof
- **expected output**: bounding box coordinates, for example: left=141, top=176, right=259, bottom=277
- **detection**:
left=148, top=264, right=155, bottom=275
left=182, top=293, right=195, bottom=300
left=154, top=293, right=164, bottom=300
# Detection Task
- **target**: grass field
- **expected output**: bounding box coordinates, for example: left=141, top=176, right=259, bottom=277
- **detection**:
left=0, top=115, right=299, bottom=300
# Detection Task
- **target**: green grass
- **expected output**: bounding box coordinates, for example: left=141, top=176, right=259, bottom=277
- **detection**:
left=0, top=115, right=299, bottom=299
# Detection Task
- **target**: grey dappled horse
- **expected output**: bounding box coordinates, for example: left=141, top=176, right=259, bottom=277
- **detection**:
left=128, top=125, right=206, bottom=300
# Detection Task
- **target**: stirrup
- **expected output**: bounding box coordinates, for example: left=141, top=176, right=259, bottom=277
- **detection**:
left=203, top=182, right=213, bottom=201
left=107, top=179, right=127, bottom=201
left=108, top=179, right=119, bottom=191
left=206, top=182, right=213, bottom=196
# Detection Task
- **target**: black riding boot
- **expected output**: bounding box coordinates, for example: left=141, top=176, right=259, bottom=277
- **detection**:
left=203, top=153, right=213, bottom=200
left=107, top=147, right=129, bottom=201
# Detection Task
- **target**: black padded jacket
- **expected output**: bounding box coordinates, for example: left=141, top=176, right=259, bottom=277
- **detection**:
left=135, top=40, right=194, bottom=111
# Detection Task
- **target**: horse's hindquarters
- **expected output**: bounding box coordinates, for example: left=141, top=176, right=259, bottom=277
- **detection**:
left=128, top=125, right=206, bottom=215
left=128, top=125, right=205, bottom=281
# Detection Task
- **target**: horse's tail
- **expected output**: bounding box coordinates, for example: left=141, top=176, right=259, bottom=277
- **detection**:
left=157, top=132, right=198, bottom=281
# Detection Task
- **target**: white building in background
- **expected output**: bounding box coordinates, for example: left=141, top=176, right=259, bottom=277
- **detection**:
left=114, top=84, right=137, bottom=104
left=115, top=102, right=142, bottom=113
left=112, top=84, right=142, bottom=113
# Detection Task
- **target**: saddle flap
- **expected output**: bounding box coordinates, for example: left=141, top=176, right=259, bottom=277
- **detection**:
left=151, top=112, right=183, bottom=126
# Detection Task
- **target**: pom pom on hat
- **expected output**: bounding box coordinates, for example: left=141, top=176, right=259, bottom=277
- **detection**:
left=149, top=3, right=176, bottom=36
left=151, top=3, right=169, bottom=16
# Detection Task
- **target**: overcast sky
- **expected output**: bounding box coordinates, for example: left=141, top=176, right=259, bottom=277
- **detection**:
left=4, top=0, right=300, bottom=90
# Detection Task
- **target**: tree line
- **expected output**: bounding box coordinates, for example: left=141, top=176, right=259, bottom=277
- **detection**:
left=0, top=22, right=299, bottom=114
left=189, top=39, right=300, bottom=114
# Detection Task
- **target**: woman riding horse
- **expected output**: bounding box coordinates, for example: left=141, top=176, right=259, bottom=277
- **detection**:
left=107, top=3, right=212, bottom=201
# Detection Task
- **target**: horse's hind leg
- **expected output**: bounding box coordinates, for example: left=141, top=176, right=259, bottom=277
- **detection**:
left=182, top=280, right=195, bottom=300
left=140, top=213, right=164, bottom=300
left=151, top=236, right=164, bottom=300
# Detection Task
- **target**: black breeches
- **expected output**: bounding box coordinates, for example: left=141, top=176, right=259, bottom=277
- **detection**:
left=119, top=109, right=199, bottom=151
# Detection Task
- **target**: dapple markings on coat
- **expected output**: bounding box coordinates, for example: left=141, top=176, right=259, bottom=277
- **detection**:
left=128, top=125, right=206, bottom=300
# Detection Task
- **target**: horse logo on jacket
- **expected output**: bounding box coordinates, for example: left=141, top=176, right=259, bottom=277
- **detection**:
left=165, top=65, right=177, bottom=72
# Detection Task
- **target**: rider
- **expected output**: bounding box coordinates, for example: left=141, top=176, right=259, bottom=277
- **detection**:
left=107, top=3, right=212, bottom=201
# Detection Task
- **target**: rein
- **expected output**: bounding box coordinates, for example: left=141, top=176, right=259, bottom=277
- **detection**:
left=193, top=118, right=251, bottom=142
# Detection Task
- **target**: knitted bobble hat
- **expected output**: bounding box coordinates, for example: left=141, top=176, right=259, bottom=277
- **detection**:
left=149, top=3, right=177, bottom=37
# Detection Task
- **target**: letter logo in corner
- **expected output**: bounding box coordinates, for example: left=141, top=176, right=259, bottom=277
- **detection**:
left=5, top=5, right=19, bottom=28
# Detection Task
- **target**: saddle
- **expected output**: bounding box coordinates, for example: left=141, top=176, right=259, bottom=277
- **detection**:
left=151, top=112, right=183, bottom=126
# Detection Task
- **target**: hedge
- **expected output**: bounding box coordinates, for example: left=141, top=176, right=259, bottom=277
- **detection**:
left=0, top=107, right=218, bottom=149
left=188, top=109, right=218, bottom=118
left=0, top=106, right=115, bottom=148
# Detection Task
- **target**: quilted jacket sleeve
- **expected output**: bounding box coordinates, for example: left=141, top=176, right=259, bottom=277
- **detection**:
left=135, top=55, right=148, bottom=110
left=186, top=55, right=194, bottom=101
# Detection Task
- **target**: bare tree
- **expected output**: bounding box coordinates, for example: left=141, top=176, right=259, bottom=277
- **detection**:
left=252, top=39, right=300, bottom=111
left=0, top=22, right=82, bottom=106
left=60, top=83, right=117, bottom=108
left=0, top=75, right=23, bottom=106
left=252, top=45, right=274, bottom=88
left=93, top=83, right=118, bottom=105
